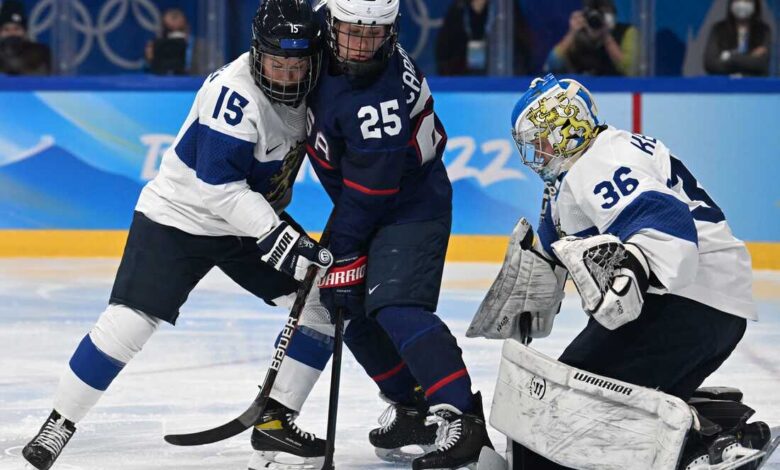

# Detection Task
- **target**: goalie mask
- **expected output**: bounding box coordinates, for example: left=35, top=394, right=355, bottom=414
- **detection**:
left=511, top=74, right=602, bottom=183
left=324, top=0, right=400, bottom=82
left=251, top=0, right=322, bottom=106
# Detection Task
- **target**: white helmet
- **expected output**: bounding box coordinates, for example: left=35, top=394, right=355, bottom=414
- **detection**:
left=324, top=0, right=400, bottom=80
left=511, top=74, right=602, bottom=183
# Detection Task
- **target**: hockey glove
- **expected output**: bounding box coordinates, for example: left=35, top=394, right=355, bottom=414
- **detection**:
left=318, top=253, right=367, bottom=322
left=257, top=221, right=333, bottom=282
left=552, top=235, right=650, bottom=330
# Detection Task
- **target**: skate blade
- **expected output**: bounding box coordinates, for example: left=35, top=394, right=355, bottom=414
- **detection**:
left=374, top=444, right=436, bottom=463
left=248, top=450, right=325, bottom=470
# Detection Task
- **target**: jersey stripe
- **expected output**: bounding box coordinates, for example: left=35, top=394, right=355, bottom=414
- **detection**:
left=175, top=119, right=255, bottom=185
left=605, top=190, right=698, bottom=245
left=343, top=178, right=400, bottom=196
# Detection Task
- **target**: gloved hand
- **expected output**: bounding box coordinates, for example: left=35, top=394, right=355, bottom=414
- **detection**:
left=318, top=252, right=367, bottom=322
left=256, top=221, right=333, bottom=281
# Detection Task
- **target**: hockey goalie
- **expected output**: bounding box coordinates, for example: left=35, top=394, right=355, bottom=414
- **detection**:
left=467, top=74, right=778, bottom=470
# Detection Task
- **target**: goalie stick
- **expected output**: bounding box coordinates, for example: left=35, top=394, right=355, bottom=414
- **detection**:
left=164, top=213, right=335, bottom=447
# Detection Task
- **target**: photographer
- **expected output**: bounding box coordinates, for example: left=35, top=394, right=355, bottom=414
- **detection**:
left=0, top=0, right=51, bottom=75
left=544, top=0, right=637, bottom=76
left=145, top=8, right=192, bottom=75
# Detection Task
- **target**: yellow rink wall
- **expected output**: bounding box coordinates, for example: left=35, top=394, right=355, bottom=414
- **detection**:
left=0, top=231, right=778, bottom=270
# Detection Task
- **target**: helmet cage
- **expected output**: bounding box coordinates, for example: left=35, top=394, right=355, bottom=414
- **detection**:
left=325, top=10, right=398, bottom=80
left=251, top=34, right=321, bottom=107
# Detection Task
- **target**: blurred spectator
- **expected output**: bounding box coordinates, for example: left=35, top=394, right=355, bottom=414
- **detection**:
left=704, top=0, right=770, bottom=76
left=544, top=0, right=638, bottom=76
left=435, top=0, right=531, bottom=76
left=145, top=8, right=192, bottom=75
left=0, top=0, right=51, bottom=75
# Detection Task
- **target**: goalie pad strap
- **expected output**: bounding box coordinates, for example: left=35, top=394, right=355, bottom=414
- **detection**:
left=489, top=339, right=692, bottom=470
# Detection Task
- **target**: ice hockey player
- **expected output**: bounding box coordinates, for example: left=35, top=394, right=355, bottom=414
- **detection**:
left=247, top=1, right=493, bottom=469
left=468, top=73, right=773, bottom=470
left=21, top=2, right=332, bottom=469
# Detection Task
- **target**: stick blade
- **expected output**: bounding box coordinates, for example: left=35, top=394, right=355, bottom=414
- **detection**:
left=163, top=401, right=263, bottom=446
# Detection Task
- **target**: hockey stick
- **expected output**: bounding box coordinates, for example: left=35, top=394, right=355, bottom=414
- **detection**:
left=321, top=306, right=345, bottom=470
left=164, top=215, right=335, bottom=447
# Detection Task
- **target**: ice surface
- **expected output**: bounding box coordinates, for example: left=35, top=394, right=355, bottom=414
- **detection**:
left=1, top=259, right=778, bottom=469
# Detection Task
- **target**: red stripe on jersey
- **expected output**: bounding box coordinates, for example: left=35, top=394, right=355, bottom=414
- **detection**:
left=425, top=368, right=469, bottom=397
left=343, top=178, right=399, bottom=196
left=371, top=361, right=406, bottom=382
left=306, top=143, right=334, bottom=170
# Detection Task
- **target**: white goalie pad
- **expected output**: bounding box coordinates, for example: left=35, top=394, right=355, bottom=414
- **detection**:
left=467, top=218, right=566, bottom=340
left=490, top=339, right=692, bottom=470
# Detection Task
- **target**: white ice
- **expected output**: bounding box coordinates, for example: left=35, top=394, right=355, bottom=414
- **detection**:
left=1, top=259, right=778, bottom=469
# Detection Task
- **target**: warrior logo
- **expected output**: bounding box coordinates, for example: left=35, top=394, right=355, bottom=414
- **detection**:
left=528, top=376, right=546, bottom=400
left=573, top=372, right=634, bottom=396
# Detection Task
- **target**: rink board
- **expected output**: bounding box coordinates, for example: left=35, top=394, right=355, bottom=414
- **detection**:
left=0, top=77, right=778, bottom=263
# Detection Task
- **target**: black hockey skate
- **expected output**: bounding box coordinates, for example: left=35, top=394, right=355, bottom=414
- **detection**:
left=22, top=409, right=76, bottom=470
left=369, top=392, right=438, bottom=463
left=679, top=387, right=778, bottom=470
left=248, top=399, right=325, bottom=470
left=412, top=393, right=494, bottom=470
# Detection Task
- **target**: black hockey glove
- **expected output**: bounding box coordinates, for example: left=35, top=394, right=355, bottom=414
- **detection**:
left=318, top=252, right=367, bottom=322
left=256, top=221, right=333, bottom=282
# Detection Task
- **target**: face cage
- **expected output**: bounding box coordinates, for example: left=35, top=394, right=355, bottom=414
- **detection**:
left=252, top=48, right=321, bottom=106
left=512, top=123, right=569, bottom=184
left=326, top=17, right=397, bottom=78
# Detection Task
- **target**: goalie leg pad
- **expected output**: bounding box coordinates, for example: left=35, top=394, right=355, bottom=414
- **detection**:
left=489, top=339, right=692, bottom=470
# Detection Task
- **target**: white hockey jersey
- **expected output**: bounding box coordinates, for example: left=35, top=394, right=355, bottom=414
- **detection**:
left=538, top=126, right=756, bottom=321
left=135, top=52, right=307, bottom=239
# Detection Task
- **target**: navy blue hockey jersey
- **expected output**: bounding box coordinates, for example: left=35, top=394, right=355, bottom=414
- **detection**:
left=305, top=46, right=452, bottom=255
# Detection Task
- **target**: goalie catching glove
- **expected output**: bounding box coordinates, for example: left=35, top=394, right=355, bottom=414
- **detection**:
left=256, top=221, right=333, bottom=282
left=467, top=218, right=567, bottom=341
left=552, top=234, right=650, bottom=330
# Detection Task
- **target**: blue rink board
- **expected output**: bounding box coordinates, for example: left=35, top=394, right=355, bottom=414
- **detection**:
left=0, top=77, right=777, bottom=240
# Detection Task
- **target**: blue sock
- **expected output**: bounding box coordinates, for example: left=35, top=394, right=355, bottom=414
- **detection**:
left=68, top=335, right=125, bottom=391
left=375, top=306, right=475, bottom=413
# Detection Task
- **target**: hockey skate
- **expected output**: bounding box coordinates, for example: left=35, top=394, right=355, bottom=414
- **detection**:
left=679, top=387, right=780, bottom=470
left=369, top=393, right=438, bottom=463
left=248, top=399, right=325, bottom=470
left=412, top=393, right=494, bottom=470
left=22, top=409, right=76, bottom=470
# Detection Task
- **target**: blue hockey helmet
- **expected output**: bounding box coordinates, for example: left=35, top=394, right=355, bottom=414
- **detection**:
left=511, top=74, right=602, bottom=183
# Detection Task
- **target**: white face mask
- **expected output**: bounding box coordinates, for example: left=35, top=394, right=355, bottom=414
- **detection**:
left=731, top=0, right=755, bottom=20
left=603, top=12, right=616, bottom=30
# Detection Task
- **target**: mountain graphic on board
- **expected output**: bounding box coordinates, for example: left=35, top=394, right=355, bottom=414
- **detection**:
left=0, top=145, right=144, bottom=229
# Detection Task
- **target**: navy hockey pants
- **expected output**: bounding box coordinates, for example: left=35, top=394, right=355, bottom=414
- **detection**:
left=512, top=293, right=747, bottom=470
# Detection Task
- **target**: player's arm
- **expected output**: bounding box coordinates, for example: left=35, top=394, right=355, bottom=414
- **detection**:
left=553, top=158, right=698, bottom=329
left=191, top=83, right=331, bottom=280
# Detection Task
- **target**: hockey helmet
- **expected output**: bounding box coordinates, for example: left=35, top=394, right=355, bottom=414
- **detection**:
left=324, top=0, right=399, bottom=82
left=251, top=0, right=322, bottom=106
left=511, top=74, right=602, bottom=183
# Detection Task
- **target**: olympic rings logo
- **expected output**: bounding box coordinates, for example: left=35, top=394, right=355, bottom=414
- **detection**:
left=27, top=0, right=160, bottom=70
left=403, top=0, right=442, bottom=59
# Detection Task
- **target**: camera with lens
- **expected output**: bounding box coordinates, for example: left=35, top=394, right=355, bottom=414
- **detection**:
left=583, top=7, right=605, bottom=30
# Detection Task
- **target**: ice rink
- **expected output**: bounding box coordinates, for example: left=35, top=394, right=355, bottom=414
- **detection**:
left=1, top=259, right=778, bottom=469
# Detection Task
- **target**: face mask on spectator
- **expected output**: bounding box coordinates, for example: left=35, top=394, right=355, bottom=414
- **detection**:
left=731, top=0, right=755, bottom=20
